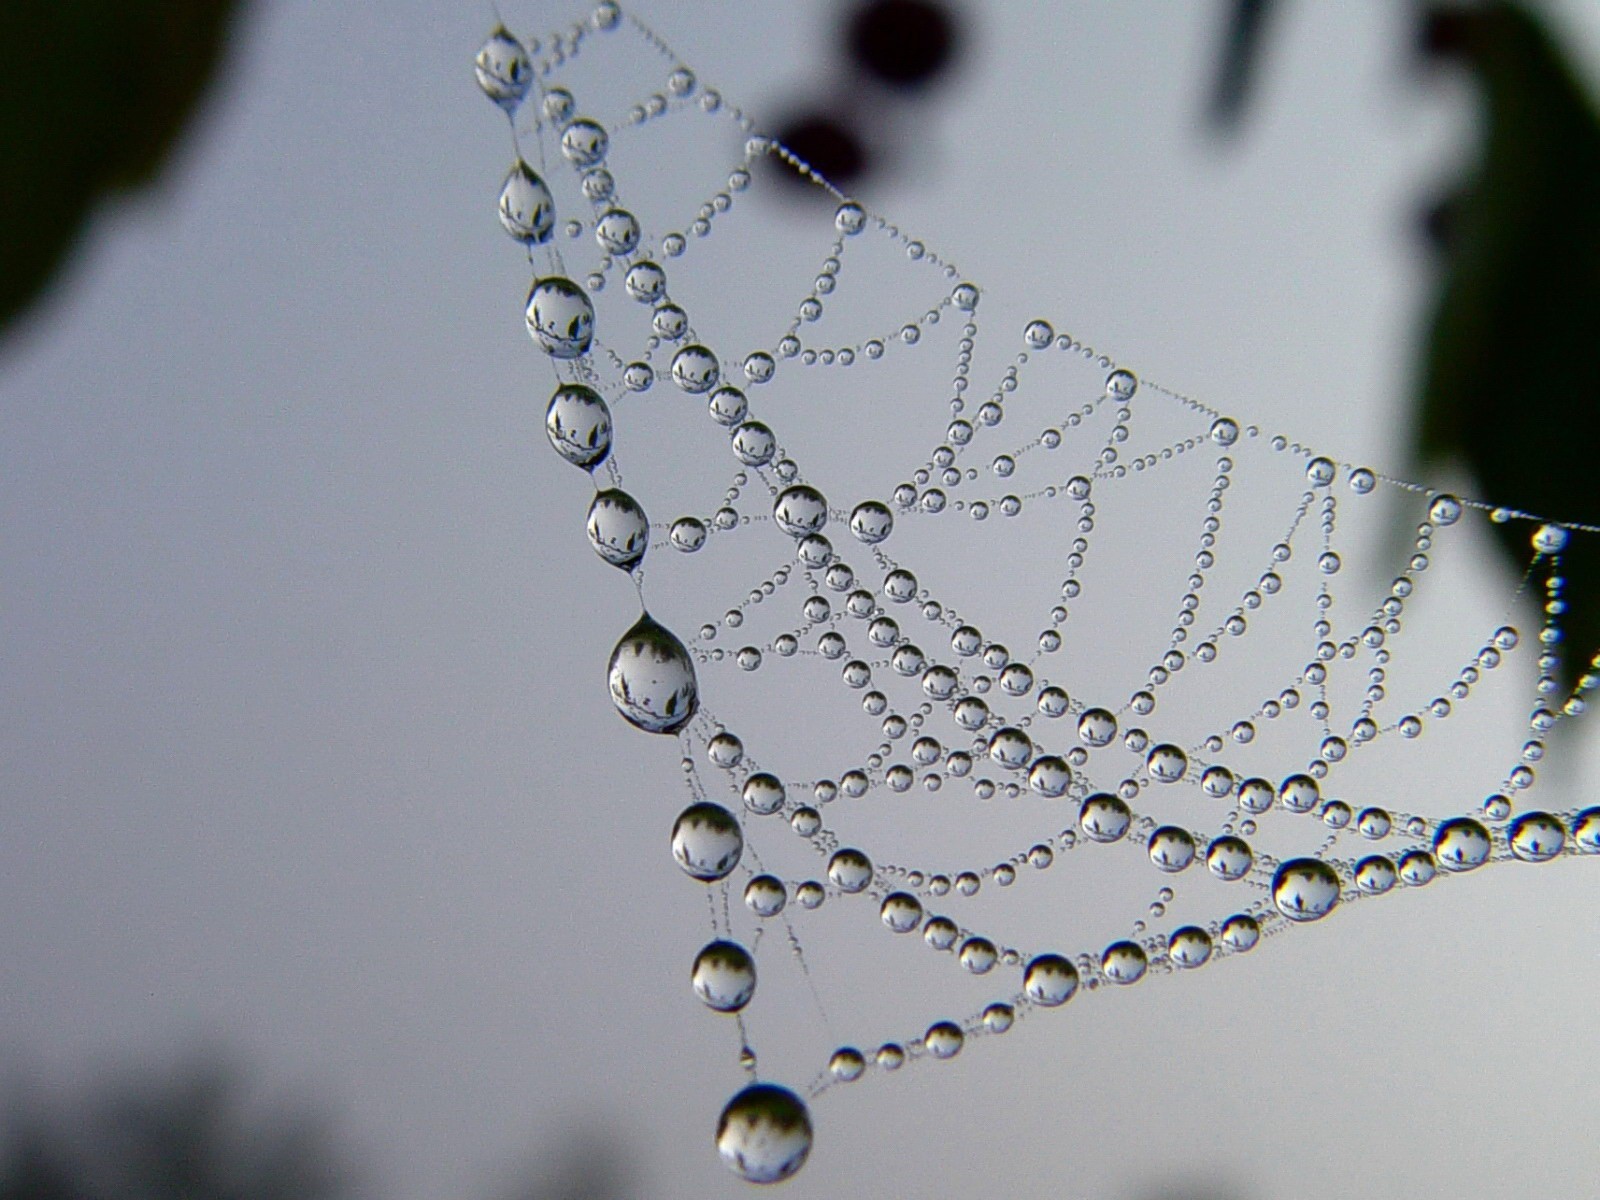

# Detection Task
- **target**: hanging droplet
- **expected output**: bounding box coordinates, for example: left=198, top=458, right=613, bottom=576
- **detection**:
left=1572, top=807, right=1600, bottom=853
left=672, top=345, right=721, bottom=393
left=607, top=613, right=698, bottom=734
left=693, top=939, right=756, bottom=1012
left=829, top=1048, right=865, bottom=1082
left=1147, top=826, right=1196, bottom=873
left=625, top=261, right=667, bottom=303
left=835, top=202, right=866, bottom=234
left=1219, top=913, right=1260, bottom=951
left=1027, top=755, right=1072, bottom=797
left=526, top=277, right=595, bottom=359
left=498, top=161, right=554, bottom=244
left=732, top=422, right=777, bottom=466
left=1305, top=456, right=1336, bottom=486
left=827, top=848, right=873, bottom=893
left=1429, top=494, right=1463, bottom=526
left=586, top=488, right=649, bottom=570
left=1023, top=954, right=1079, bottom=1006
left=1078, top=708, right=1117, bottom=747
left=1146, top=744, right=1188, bottom=783
left=716, top=1084, right=812, bottom=1184
left=1533, top=523, right=1568, bottom=554
left=958, top=937, right=997, bottom=973
left=1433, top=817, right=1492, bottom=871
left=742, top=773, right=786, bottom=816
left=1206, top=835, right=1253, bottom=881
left=474, top=26, right=531, bottom=110
left=880, top=892, right=923, bottom=933
left=1210, top=417, right=1239, bottom=446
left=670, top=802, right=742, bottom=881
left=1105, top=368, right=1137, bottom=401
left=545, top=383, right=611, bottom=469
left=924, top=1021, right=964, bottom=1059
left=1023, top=320, right=1054, bottom=349
left=1271, top=858, right=1341, bottom=921
left=1355, top=855, right=1397, bottom=894
left=745, top=875, right=787, bottom=917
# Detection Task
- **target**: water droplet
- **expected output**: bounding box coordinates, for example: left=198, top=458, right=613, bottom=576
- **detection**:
left=1210, top=417, right=1239, bottom=446
left=1023, top=320, right=1054, bottom=349
left=1167, top=926, right=1213, bottom=969
left=952, top=282, right=979, bottom=310
left=708, top=385, right=749, bottom=427
left=1080, top=793, right=1132, bottom=843
left=670, top=517, right=707, bottom=552
left=829, top=1048, right=864, bottom=1082
left=1101, top=940, right=1148, bottom=985
left=1433, top=817, right=1492, bottom=871
left=1429, top=494, right=1463, bottom=526
left=1027, top=755, right=1072, bottom=797
left=587, top=488, right=649, bottom=570
left=1533, top=523, right=1568, bottom=554
left=1572, top=808, right=1600, bottom=852
left=745, top=874, right=786, bottom=916
left=1148, top=826, right=1196, bottom=872
left=475, top=27, right=531, bottom=110
left=1357, top=807, right=1391, bottom=839
left=545, top=383, right=611, bottom=469
left=924, top=1021, right=964, bottom=1059
left=594, top=207, right=640, bottom=255
left=835, top=202, right=866, bottom=234
left=1078, top=708, right=1117, bottom=747
left=1278, top=774, right=1321, bottom=813
left=693, top=939, right=756, bottom=1011
left=716, top=1084, right=811, bottom=1184
left=1219, top=913, right=1260, bottom=951
left=958, top=937, right=998, bottom=974
left=732, top=422, right=777, bottom=466
left=1105, top=368, right=1137, bottom=401
left=607, top=614, right=698, bottom=734
left=525, top=277, right=595, bottom=359
left=653, top=303, right=688, bottom=340
left=742, top=773, right=786, bottom=816
left=987, top=727, right=1033, bottom=769
left=1349, top=467, right=1376, bottom=493
left=1306, top=456, right=1336, bottom=486
left=849, top=500, right=894, bottom=544
left=1024, top=954, right=1079, bottom=1006
left=1206, top=835, right=1253, bottom=881
left=1146, top=744, right=1188, bottom=783
left=880, top=892, right=923, bottom=933
left=1508, top=811, right=1565, bottom=862
left=1398, top=849, right=1437, bottom=886
left=498, top=161, right=554, bottom=244
left=671, top=803, right=742, bottom=881
left=828, top=848, right=873, bottom=892
left=1238, top=777, right=1274, bottom=813
left=664, top=344, right=719, bottom=393
left=1271, top=858, right=1340, bottom=921
left=561, top=118, right=610, bottom=166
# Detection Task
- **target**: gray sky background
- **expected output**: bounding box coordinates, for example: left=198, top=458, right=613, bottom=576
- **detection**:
left=4, top=3, right=1600, bottom=1198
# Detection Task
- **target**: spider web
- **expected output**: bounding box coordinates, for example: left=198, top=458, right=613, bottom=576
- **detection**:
left=477, top=4, right=1600, bottom=1185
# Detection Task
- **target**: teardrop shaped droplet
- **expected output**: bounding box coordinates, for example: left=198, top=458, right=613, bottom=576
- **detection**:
left=545, top=383, right=611, bottom=469
left=526, top=277, right=595, bottom=359
left=607, top=613, right=698, bottom=734
left=498, top=160, right=554, bottom=244
left=474, top=26, right=531, bottom=110
left=586, top=488, right=649, bottom=570
left=716, top=1084, right=812, bottom=1184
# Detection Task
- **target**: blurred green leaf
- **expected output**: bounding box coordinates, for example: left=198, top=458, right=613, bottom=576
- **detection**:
left=0, top=2, right=244, bottom=343
left=1416, top=1, right=1600, bottom=695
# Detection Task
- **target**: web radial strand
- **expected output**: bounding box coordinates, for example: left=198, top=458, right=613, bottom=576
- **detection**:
left=477, top=5, right=1600, bottom=1184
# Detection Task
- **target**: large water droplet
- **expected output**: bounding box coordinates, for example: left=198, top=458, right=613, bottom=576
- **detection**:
left=561, top=118, right=610, bottom=166
left=849, top=500, right=894, bottom=544
left=1080, top=793, right=1132, bottom=842
left=586, top=488, right=649, bottom=570
left=693, top=939, right=756, bottom=1011
left=828, top=848, right=873, bottom=892
left=1433, top=817, right=1492, bottom=871
left=880, top=892, right=923, bottom=933
left=1167, top=926, right=1213, bottom=968
left=671, top=803, right=742, bottom=881
left=1508, top=811, right=1565, bottom=862
left=1023, top=954, right=1079, bottom=1006
left=716, top=1084, right=812, bottom=1184
left=1101, top=940, right=1148, bottom=985
left=672, top=345, right=720, bottom=393
left=475, top=27, right=531, bottom=110
left=1147, top=826, right=1196, bottom=873
left=498, top=161, right=554, bottom=243
left=745, top=874, right=787, bottom=917
left=773, top=485, right=828, bottom=536
left=1206, top=835, right=1253, bottom=881
left=544, top=383, right=611, bottom=469
left=1272, top=858, right=1341, bottom=921
left=607, top=614, right=698, bottom=734
left=526, top=277, right=595, bottom=358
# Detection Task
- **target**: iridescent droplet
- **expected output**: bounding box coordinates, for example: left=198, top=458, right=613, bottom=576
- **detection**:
left=1271, top=858, right=1341, bottom=921
left=1508, top=811, right=1565, bottom=862
left=1433, top=817, right=1492, bottom=871
left=1167, top=926, right=1213, bottom=969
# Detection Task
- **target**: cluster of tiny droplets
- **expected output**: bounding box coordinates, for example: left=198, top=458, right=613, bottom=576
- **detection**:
left=478, top=6, right=1600, bottom=1185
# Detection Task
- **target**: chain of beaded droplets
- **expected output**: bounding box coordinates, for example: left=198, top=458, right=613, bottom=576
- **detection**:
left=477, top=5, right=1600, bottom=1184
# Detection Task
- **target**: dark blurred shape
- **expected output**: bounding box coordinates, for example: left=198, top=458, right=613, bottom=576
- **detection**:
left=770, top=112, right=871, bottom=189
left=498, top=1129, right=634, bottom=1200
left=0, top=2, right=245, bottom=348
left=846, top=0, right=960, bottom=88
left=1414, top=1, right=1600, bottom=694
left=1207, top=0, right=1278, bottom=133
left=0, top=1056, right=348, bottom=1200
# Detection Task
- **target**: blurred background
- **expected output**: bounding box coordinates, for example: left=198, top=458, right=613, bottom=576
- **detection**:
left=3, top=2, right=1600, bottom=1197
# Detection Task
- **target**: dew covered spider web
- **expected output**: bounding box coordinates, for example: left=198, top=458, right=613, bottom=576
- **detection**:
left=476, top=5, right=1600, bottom=1185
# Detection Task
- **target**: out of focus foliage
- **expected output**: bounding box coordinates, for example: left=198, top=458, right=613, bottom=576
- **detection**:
left=0, top=2, right=244, bottom=342
left=1214, top=0, right=1600, bottom=694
